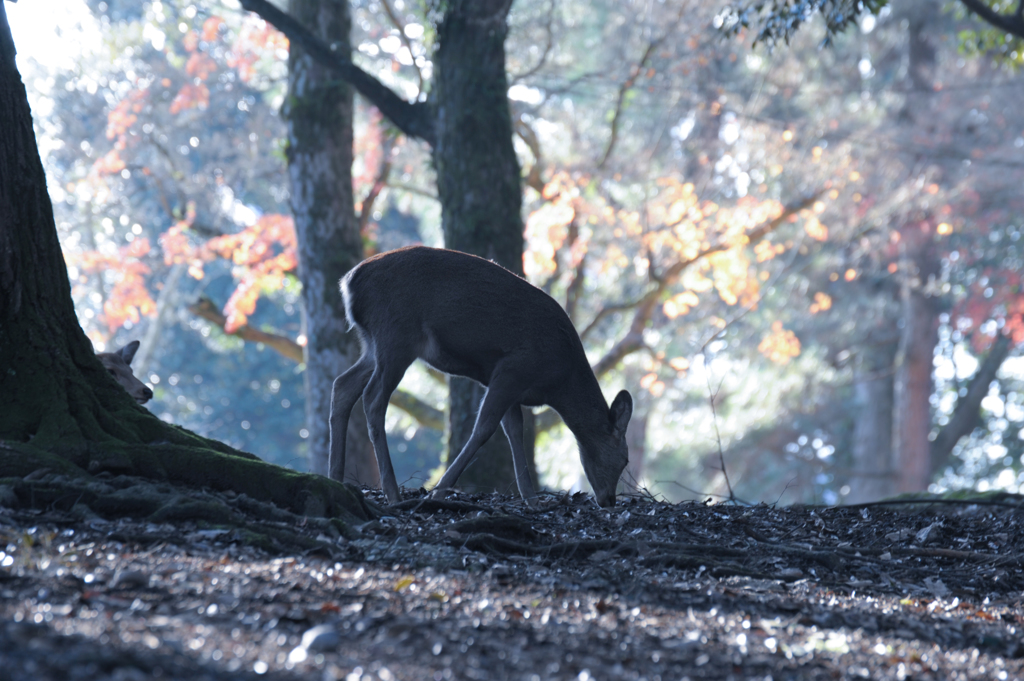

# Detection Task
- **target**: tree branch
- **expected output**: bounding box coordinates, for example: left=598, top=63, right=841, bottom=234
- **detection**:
left=508, top=0, right=556, bottom=84
left=931, top=333, right=1013, bottom=471
left=958, top=0, right=1024, bottom=38
left=597, top=9, right=684, bottom=170
left=188, top=296, right=445, bottom=430
left=238, top=0, right=435, bottom=145
left=379, top=0, right=425, bottom=95
left=597, top=38, right=660, bottom=170
left=588, top=190, right=822, bottom=378
left=358, top=135, right=395, bottom=233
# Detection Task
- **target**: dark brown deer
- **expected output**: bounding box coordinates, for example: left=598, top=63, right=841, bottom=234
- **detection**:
left=328, top=246, right=632, bottom=507
left=97, top=340, right=153, bottom=404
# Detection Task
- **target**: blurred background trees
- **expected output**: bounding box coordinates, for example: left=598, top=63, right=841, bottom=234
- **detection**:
left=10, top=0, right=1024, bottom=504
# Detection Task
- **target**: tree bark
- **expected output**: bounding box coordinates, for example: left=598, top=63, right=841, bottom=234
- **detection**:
left=286, top=0, right=377, bottom=485
left=891, top=13, right=942, bottom=494
left=0, top=3, right=368, bottom=525
left=847, top=337, right=899, bottom=504
left=893, top=233, right=941, bottom=493
left=431, top=0, right=534, bottom=493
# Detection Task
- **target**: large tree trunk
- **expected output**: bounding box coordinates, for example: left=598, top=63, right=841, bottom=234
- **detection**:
left=0, top=4, right=368, bottom=524
left=286, top=0, right=376, bottom=485
left=431, top=0, right=534, bottom=493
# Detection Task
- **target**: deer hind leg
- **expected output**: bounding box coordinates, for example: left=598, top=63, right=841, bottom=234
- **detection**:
left=361, top=350, right=415, bottom=504
left=432, top=370, right=526, bottom=498
left=328, top=354, right=375, bottom=482
left=500, top=405, right=538, bottom=506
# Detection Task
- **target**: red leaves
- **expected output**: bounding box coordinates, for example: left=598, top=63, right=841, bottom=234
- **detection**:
left=161, top=214, right=298, bottom=333
left=69, top=239, right=156, bottom=332
left=169, top=83, right=210, bottom=114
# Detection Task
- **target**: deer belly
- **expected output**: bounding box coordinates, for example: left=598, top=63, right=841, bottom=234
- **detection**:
left=419, top=336, right=495, bottom=385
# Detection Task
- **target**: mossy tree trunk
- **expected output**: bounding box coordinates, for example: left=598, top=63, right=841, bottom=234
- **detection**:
left=431, top=0, right=535, bottom=494
left=286, top=0, right=377, bottom=486
left=0, top=4, right=369, bottom=524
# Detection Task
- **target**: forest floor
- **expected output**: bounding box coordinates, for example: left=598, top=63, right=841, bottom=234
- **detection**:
left=1, top=473, right=1024, bottom=681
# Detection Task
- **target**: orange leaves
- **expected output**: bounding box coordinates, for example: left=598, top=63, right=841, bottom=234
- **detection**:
left=524, top=202, right=575, bottom=278
left=186, top=52, right=218, bottom=80
left=639, top=372, right=666, bottom=397
left=663, top=291, right=699, bottom=319
left=809, top=292, right=832, bottom=314
left=226, top=17, right=289, bottom=84
left=106, top=89, right=147, bottom=140
left=93, top=149, right=126, bottom=176
left=161, top=214, right=297, bottom=332
left=758, top=321, right=801, bottom=364
left=707, top=248, right=758, bottom=308
left=803, top=215, right=828, bottom=241
left=69, top=239, right=156, bottom=332
left=169, top=83, right=210, bottom=114
left=202, top=16, right=225, bottom=42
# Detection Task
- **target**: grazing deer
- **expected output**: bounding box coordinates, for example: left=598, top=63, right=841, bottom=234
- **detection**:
left=329, top=246, right=632, bottom=507
left=97, top=340, right=153, bottom=404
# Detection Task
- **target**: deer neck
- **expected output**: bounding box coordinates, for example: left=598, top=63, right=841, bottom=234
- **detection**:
left=551, top=368, right=611, bottom=442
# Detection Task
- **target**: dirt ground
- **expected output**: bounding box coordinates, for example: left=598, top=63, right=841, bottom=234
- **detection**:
left=2, top=473, right=1023, bottom=681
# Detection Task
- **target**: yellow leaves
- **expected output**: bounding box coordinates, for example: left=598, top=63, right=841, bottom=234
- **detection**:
left=707, top=249, right=758, bottom=308
left=803, top=216, right=828, bottom=241
left=668, top=357, right=690, bottom=372
left=394, top=575, right=415, bottom=592
left=663, top=291, right=699, bottom=319
left=758, top=321, right=801, bottom=364
left=754, top=240, right=785, bottom=263
left=809, top=292, right=832, bottom=314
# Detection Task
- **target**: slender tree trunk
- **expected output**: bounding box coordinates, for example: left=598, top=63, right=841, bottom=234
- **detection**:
left=893, top=233, right=940, bottom=493
left=431, top=0, right=533, bottom=493
left=847, top=337, right=898, bottom=503
left=286, top=0, right=376, bottom=485
left=889, top=11, right=943, bottom=494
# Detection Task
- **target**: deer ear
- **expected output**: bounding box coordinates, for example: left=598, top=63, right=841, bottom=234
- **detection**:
left=609, top=390, right=632, bottom=438
left=119, top=340, right=141, bottom=365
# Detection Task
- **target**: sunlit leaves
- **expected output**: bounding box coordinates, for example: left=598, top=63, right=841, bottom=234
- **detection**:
left=758, top=321, right=801, bottom=364
left=162, top=214, right=298, bottom=332
left=809, top=292, right=832, bottom=314
left=68, top=239, right=157, bottom=332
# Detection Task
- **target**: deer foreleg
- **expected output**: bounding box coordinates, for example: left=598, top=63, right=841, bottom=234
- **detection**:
left=431, top=375, right=523, bottom=499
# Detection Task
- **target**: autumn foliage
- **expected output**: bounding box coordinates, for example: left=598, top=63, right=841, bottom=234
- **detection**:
left=161, top=213, right=298, bottom=333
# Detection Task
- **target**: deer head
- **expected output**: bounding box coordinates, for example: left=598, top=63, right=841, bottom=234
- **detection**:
left=97, top=340, right=153, bottom=404
left=328, top=246, right=632, bottom=507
